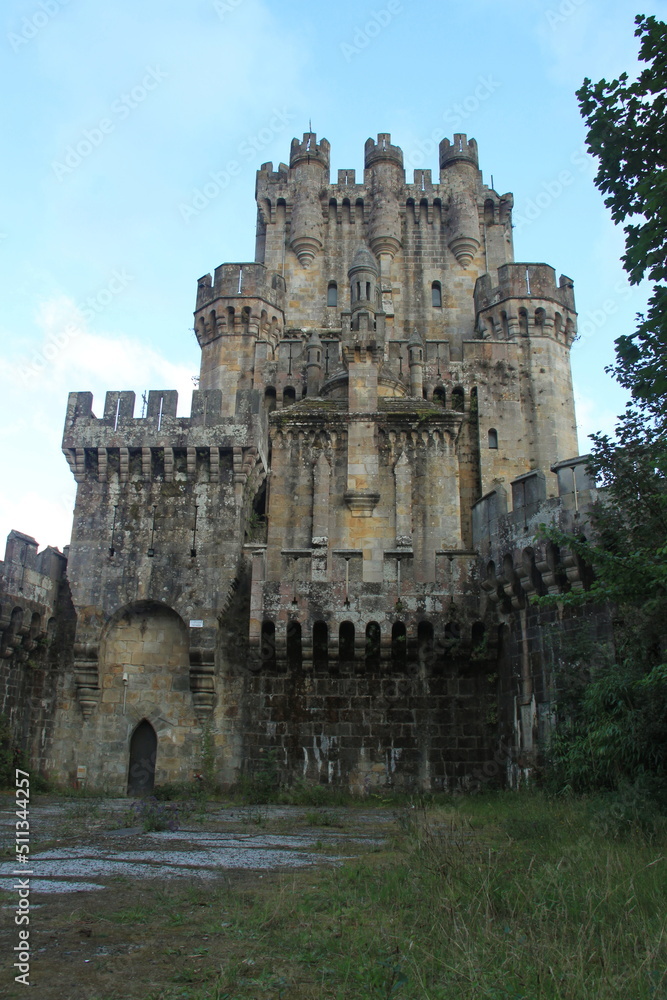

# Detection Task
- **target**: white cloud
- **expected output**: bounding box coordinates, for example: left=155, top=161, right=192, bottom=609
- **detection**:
left=0, top=294, right=196, bottom=550
left=574, top=385, right=620, bottom=449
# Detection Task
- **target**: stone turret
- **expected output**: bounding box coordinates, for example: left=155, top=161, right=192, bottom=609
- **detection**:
left=408, top=330, right=424, bottom=399
left=305, top=329, right=323, bottom=396
left=364, top=133, right=404, bottom=266
left=440, top=134, right=482, bottom=267
left=194, top=263, right=286, bottom=413
left=288, top=132, right=330, bottom=267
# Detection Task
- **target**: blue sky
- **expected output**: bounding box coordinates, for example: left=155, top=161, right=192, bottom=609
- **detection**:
left=1, top=0, right=664, bottom=551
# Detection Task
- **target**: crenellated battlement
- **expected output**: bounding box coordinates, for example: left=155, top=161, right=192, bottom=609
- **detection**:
left=62, top=387, right=265, bottom=485
left=477, top=263, right=575, bottom=309
left=256, top=160, right=289, bottom=181
left=0, top=530, right=66, bottom=660
left=364, top=133, right=404, bottom=169
left=439, top=134, right=479, bottom=169
left=196, top=263, right=285, bottom=311
left=63, top=388, right=243, bottom=434
left=473, top=264, right=577, bottom=344
left=289, top=132, right=330, bottom=172
left=473, top=459, right=596, bottom=604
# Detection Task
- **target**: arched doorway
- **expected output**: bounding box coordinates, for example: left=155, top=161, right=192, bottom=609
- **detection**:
left=127, top=719, right=157, bottom=796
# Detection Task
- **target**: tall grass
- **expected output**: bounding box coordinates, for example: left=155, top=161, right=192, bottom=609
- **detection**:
left=214, top=792, right=667, bottom=999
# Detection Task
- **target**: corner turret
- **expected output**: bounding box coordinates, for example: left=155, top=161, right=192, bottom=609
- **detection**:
left=439, top=133, right=481, bottom=268
left=289, top=132, right=330, bottom=267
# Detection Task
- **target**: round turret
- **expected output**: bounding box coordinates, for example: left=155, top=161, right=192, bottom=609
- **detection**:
left=289, top=132, right=330, bottom=267
left=306, top=330, right=323, bottom=396
left=408, top=330, right=424, bottom=398
left=289, top=133, right=331, bottom=171
left=348, top=247, right=380, bottom=313
left=439, top=134, right=479, bottom=169
left=364, top=133, right=404, bottom=170
left=439, top=134, right=481, bottom=268
left=364, top=134, right=404, bottom=262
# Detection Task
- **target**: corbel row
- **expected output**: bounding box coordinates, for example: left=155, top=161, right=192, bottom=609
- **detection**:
left=64, top=446, right=225, bottom=484
left=482, top=542, right=587, bottom=614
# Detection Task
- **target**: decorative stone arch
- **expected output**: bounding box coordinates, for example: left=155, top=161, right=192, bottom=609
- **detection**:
left=96, top=599, right=206, bottom=722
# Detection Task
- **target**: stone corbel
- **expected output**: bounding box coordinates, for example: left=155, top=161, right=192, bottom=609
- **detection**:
left=73, top=642, right=101, bottom=719
left=561, top=548, right=584, bottom=591
left=535, top=550, right=560, bottom=595
left=189, top=647, right=216, bottom=721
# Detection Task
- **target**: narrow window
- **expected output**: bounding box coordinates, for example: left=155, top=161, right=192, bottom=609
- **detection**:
left=286, top=620, right=302, bottom=670
left=327, top=282, right=338, bottom=307
left=264, top=386, right=277, bottom=414
left=500, top=311, right=509, bottom=338
left=313, top=621, right=328, bottom=669
left=418, top=621, right=434, bottom=669
left=261, top=621, right=276, bottom=669
left=472, top=622, right=486, bottom=652
left=488, top=428, right=498, bottom=449
left=452, top=386, right=464, bottom=412
left=433, top=386, right=446, bottom=408
left=391, top=621, right=407, bottom=667
left=339, top=621, right=355, bottom=662
left=365, top=622, right=381, bottom=668
left=432, top=281, right=442, bottom=308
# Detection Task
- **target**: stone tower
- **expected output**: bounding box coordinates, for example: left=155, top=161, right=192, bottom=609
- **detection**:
left=31, top=131, right=592, bottom=793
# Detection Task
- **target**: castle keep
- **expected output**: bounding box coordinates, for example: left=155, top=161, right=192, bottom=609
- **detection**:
left=1, top=132, right=597, bottom=793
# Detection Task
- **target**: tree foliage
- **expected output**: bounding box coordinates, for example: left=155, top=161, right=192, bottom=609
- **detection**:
left=577, top=14, right=667, bottom=410
left=544, top=16, right=667, bottom=800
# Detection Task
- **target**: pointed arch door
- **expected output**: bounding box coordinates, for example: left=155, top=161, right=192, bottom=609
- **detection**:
left=127, top=719, right=157, bottom=796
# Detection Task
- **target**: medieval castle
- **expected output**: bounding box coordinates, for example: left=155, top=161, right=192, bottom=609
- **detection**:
left=0, top=131, right=599, bottom=794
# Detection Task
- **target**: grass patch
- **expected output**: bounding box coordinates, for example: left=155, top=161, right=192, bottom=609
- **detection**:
left=2, top=793, right=666, bottom=999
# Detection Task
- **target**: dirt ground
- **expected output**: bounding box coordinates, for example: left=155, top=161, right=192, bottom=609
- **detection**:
left=0, top=795, right=394, bottom=999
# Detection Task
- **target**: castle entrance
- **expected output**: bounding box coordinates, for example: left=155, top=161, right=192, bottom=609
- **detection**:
left=127, top=719, right=157, bottom=796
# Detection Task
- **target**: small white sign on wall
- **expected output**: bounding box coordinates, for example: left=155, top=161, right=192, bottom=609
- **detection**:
left=189, top=619, right=204, bottom=628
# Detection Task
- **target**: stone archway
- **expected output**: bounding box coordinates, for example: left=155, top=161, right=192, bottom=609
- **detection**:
left=96, top=600, right=195, bottom=790
left=127, top=718, right=157, bottom=796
